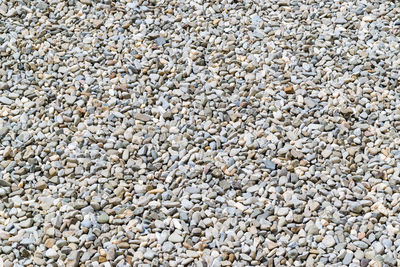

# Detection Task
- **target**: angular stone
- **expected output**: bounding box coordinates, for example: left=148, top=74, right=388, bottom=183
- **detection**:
left=133, top=113, right=152, bottom=122
left=65, top=95, right=77, bottom=105
left=20, top=218, right=33, bottom=228
left=168, top=232, right=184, bottom=243
left=35, top=181, right=47, bottom=190
left=92, top=19, right=103, bottom=28
left=264, top=160, right=276, bottom=170
left=322, top=235, right=336, bottom=248
left=0, top=179, right=11, bottom=187
left=0, top=127, right=9, bottom=137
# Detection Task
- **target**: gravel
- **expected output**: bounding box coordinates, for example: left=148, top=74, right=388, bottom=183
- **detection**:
left=1, top=0, right=400, bottom=266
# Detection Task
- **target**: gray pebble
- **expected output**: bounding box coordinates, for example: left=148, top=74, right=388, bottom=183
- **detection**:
left=343, top=252, right=353, bottom=265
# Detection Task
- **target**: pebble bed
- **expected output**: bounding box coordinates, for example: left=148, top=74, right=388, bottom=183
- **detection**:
left=1, top=0, right=400, bottom=266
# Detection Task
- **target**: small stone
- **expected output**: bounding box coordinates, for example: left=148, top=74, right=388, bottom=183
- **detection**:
left=349, top=202, right=362, bottom=213
left=288, top=249, right=298, bottom=259
left=278, top=0, right=289, bottom=6
left=92, top=19, right=103, bottom=28
left=81, top=219, right=93, bottom=228
left=20, top=238, right=34, bottom=245
left=0, top=231, right=10, bottom=240
left=33, top=257, right=46, bottom=265
left=383, top=255, right=396, bottom=266
left=58, top=66, right=68, bottom=73
left=322, top=235, right=336, bottom=248
left=162, top=242, right=174, bottom=252
left=0, top=179, right=11, bottom=187
left=20, top=218, right=33, bottom=228
left=354, top=241, right=368, bottom=249
left=35, top=181, right=47, bottom=190
left=304, top=98, right=316, bottom=108
left=0, top=126, right=9, bottom=137
left=0, top=96, right=12, bottom=105
left=73, top=199, right=88, bottom=209
left=45, top=248, right=58, bottom=259
left=181, top=199, right=194, bottom=210
left=163, top=111, right=173, bottom=120
left=186, top=250, right=199, bottom=258
left=66, top=251, right=82, bottom=267
left=2, top=246, right=12, bottom=254
left=307, top=224, right=319, bottom=235
left=382, top=239, right=392, bottom=249
left=284, top=86, right=294, bottom=94
left=321, top=149, right=332, bottom=158
left=45, top=238, right=56, bottom=248
left=264, top=160, right=276, bottom=170
left=360, top=258, right=370, bottom=267
left=343, top=252, right=354, bottom=265
left=0, top=82, right=9, bottom=90
left=336, top=17, right=347, bottom=24
left=65, top=95, right=76, bottom=105
left=362, top=15, right=375, bottom=22
left=364, top=250, right=375, bottom=259
left=168, top=232, right=184, bottom=243
left=56, top=239, right=68, bottom=248
left=133, top=113, right=152, bottom=122
left=354, top=250, right=364, bottom=260
left=97, top=212, right=109, bottom=224
left=106, top=247, right=116, bottom=261
left=144, top=250, right=156, bottom=260
left=277, top=207, right=289, bottom=216
left=266, top=240, right=278, bottom=250
left=155, top=37, right=166, bottom=46
left=148, top=188, right=165, bottom=194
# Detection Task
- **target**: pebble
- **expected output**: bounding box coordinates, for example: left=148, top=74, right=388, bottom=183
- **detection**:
left=0, top=127, right=9, bottom=137
left=133, top=113, right=152, bottom=122
left=45, top=249, right=58, bottom=259
left=143, top=250, right=156, bottom=260
left=354, top=241, right=369, bottom=249
left=162, top=242, right=174, bottom=253
left=343, top=252, right=354, bottom=265
left=97, top=213, right=109, bottom=224
left=20, top=218, right=33, bottom=228
left=81, top=219, right=93, bottom=228
left=264, top=160, right=276, bottom=170
left=0, top=82, right=9, bottom=90
left=360, top=259, right=370, bottom=267
left=64, top=95, right=76, bottom=105
left=373, top=242, right=384, bottom=254
left=382, top=239, right=392, bottom=249
left=181, top=199, right=194, bottom=210
left=0, top=179, right=11, bottom=187
left=277, top=207, right=289, bottom=216
left=2, top=246, right=12, bottom=254
left=322, top=235, right=336, bottom=248
left=0, top=96, right=12, bottom=105
left=168, top=232, right=184, bottom=243
left=349, top=201, right=363, bottom=213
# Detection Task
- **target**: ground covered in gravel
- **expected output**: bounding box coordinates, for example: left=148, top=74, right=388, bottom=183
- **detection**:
left=1, top=0, right=400, bottom=266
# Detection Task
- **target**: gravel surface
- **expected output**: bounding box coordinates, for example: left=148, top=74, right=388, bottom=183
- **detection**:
left=1, top=0, right=400, bottom=266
